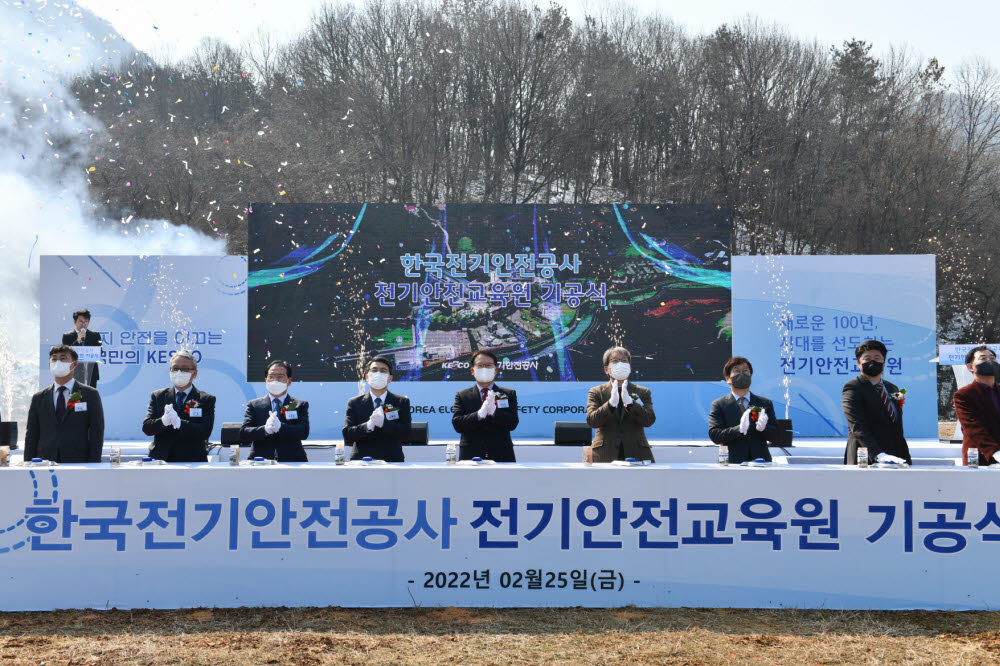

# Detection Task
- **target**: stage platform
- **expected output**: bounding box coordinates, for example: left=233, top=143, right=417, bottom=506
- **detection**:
left=7, top=438, right=963, bottom=465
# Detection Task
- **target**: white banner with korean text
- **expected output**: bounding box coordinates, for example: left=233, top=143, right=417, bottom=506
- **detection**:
left=0, top=463, right=995, bottom=611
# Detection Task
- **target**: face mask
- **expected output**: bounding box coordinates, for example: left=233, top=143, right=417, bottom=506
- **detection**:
left=49, top=360, right=72, bottom=379
left=730, top=372, right=752, bottom=390
left=861, top=360, right=884, bottom=377
left=266, top=380, right=289, bottom=396
left=474, top=367, right=496, bottom=384
left=609, top=362, right=631, bottom=381
left=975, top=360, right=1000, bottom=376
left=170, top=370, right=193, bottom=388
left=367, top=371, right=389, bottom=390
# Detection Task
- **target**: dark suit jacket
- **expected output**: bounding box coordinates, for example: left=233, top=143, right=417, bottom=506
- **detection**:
left=241, top=395, right=310, bottom=462
left=25, top=383, right=104, bottom=462
left=63, top=329, right=102, bottom=383
left=707, top=392, right=778, bottom=464
left=451, top=385, right=518, bottom=462
left=586, top=381, right=656, bottom=462
left=142, top=386, right=215, bottom=462
left=842, top=375, right=911, bottom=464
left=954, top=380, right=1000, bottom=466
left=342, top=391, right=411, bottom=462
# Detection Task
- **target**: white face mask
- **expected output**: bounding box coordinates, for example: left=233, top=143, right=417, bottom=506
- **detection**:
left=170, top=370, right=193, bottom=388
left=474, top=367, right=496, bottom=384
left=49, top=360, right=73, bottom=379
left=266, top=380, right=289, bottom=396
left=609, top=362, right=631, bottom=381
left=367, top=371, right=390, bottom=390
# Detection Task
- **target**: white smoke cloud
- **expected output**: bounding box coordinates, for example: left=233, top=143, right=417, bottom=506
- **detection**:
left=0, top=1, right=225, bottom=426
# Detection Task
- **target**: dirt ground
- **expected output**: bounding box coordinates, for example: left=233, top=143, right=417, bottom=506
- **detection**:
left=1, top=607, right=999, bottom=665
left=939, top=421, right=957, bottom=439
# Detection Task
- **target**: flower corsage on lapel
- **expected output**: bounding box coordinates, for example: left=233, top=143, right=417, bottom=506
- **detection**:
left=67, top=391, right=84, bottom=410
left=889, top=388, right=906, bottom=407
left=183, top=399, right=199, bottom=415
left=281, top=400, right=299, bottom=417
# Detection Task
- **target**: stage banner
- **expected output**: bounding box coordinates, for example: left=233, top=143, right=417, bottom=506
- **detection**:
left=248, top=203, right=734, bottom=439
left=0, top=464, right=995, bottom=611
left=732, top=255, right=937, bottom=438
left=39, top=255, right=254, bottom=441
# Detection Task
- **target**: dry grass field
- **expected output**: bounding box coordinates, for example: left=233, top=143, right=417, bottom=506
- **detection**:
left=1, top=607, right=999, bottom=665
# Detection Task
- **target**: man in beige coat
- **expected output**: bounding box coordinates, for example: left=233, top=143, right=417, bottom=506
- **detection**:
left=586, top=346, right=656, bottom=462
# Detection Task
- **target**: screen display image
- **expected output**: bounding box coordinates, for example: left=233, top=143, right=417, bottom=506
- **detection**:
left=248, top=203, right=731, bottom=383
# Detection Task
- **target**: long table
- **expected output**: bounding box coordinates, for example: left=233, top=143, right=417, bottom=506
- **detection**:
left=0, top=462, right=994, bottom=610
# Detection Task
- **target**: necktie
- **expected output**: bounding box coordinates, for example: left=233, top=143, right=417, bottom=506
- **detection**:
left=175, top=391, right=186, bottom=413
left=273, top=398, right=281, bottom=415
left=738, top=396, right=747, bottom=412
left=56, top=386, right=67, bottom=422
left=373, top=396, right=382, bottom=410
left=875, top=382, right=896, bottom=422
left=481, top=387, right=488, bottom=402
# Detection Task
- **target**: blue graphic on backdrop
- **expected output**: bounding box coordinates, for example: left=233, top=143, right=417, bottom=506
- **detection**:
left=732, top=256, right=937, bottom=438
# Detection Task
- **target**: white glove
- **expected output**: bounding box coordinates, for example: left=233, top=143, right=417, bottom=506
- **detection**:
left=264, top=411, right=281, bottom=435
left=608, top=384, right=620, bottom=408
left=739, top=408, right=751, bottom=435
left=486, top=390, right=497, bottom=416
left=876, top=453, right=906, bottom=464
left=993, top=451, right=1000, bottom=464
left=162, top=404, right=180, bottom=429
left=477, top=394, right=491, bottom=419
left=366, top=406, right=385, bottom=431
left=621, top=381, right=634, bottom=407
left=754, top=409, right=768, bottom=432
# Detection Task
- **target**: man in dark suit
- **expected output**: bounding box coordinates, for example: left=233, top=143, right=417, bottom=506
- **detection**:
left=451, top=349, right=518, bottom=462
left=586, top=346, right=656, bottom=462
left=25, top=345, right=104, bottom=462
left=241, top=360, right=310, bottom=461
left=954, top=345, right=1000, bottom=466
left=142, top=350, right=215, bottom=463
left=343, top=356, right=411, bottom=461
left=708, top=356, right=778, bottom=464
left=62, top=308, right=101, bottom=389
left=842, top=339, right=911, bottom=465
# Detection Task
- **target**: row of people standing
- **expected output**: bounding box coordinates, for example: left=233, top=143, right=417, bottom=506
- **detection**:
left=30, top=338, right=998, bottom=466
left=24, top=346, right=524, bottom=463
left=708, top=339, right=912, bottom=465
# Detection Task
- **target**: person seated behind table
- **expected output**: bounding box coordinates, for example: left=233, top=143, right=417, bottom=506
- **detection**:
left=954, top=345, right=1000, bottom=466
left=707, top=356, right=778, bottom=464
left=343, top=356, right=411, bottom=461
left=62, top=308, right=102, bottom=389
left=842, top=339, right=911, bottom=465
left=142, top=350, right=216, bottom=463
left=240, top=359, right=310, bottom=461
left=451, top=349, right=518, bottom=462
left=586, top=346, right=656, bottom=462
left=25, top=345, right=104, bottom=463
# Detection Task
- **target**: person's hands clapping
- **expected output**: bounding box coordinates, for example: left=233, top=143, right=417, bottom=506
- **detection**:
left=486, top=389, right=497, bottom=416
left=609, top=384, right=620, bottom=408
left=620, top=381, right=634, bottom=407
left=754, top=408, right=768, bottom=432
left=264, top=410, right=281, bottom=435
left=367, top=406, right=385, bottom=431
left=163, top=404, right=180, bottom=429
left=739, top=408, right=752, bottom=435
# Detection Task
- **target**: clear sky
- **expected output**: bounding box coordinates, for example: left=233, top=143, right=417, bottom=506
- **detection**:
left=78, top=0, right=1000, bottom=75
